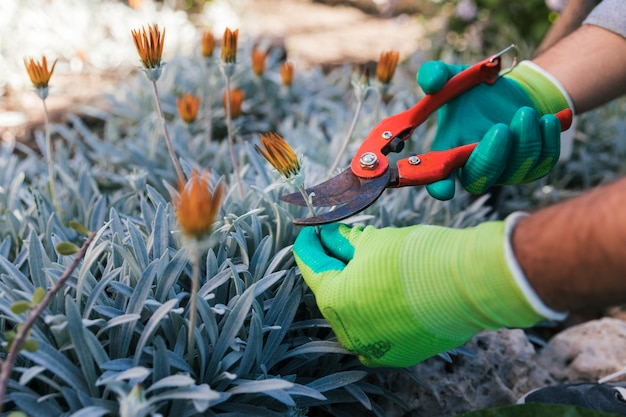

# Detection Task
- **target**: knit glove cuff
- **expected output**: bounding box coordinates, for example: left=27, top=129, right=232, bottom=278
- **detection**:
left=401, top=213, right=567, bottom=342
left=506, top=60, right=574, bottom=115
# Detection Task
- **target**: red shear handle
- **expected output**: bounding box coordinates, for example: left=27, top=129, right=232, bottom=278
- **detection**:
left=393, top=109, right=573, bottom=187
left=351, top=55, right=504, bottom=179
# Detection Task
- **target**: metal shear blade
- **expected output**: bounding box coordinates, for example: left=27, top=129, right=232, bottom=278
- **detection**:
left=279, top=170, right=390, bottom=225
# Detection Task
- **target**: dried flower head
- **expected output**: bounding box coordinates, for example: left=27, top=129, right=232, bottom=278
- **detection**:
left=251, top=48, right=268, bottom=76
left=255, top=132, right=300, bottom=179
left=24, top=56, right=57, bottom=99
left=174, top=170, right=224, bottom=239
left=222, top=89, right=244, bottom=120
left=220, top=28, right=238, bottom=64
left=280, top=61, right=294, bottom=86
left=201, top=31, right=215, bottom=58
left=176, top=93, right=201, bottom=123
left=131, top=24, right=165, bottom=80
left=376, top=50, right=400, bottom=84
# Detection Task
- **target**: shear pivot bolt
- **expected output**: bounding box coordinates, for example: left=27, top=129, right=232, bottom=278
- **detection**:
left=359, top=152, right=378, bottom=169
left=382, top=131, right=393, bottom=139
left=408, top=155, right=421, bottom=165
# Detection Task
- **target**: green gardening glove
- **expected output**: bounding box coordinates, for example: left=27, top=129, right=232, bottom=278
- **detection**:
left=293, top=216, right=566, bottom=368
left=417, top=60, right=573, bottom=200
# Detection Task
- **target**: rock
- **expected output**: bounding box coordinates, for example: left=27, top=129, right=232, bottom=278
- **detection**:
left=380, top=329, right=555, bottom=417
left=535, top=317, right=626, bottom=383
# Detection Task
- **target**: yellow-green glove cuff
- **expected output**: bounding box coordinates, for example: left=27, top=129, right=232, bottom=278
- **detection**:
left=401, top=212, right=567, bottom=343
left=505, top=61, right=573, bottom=115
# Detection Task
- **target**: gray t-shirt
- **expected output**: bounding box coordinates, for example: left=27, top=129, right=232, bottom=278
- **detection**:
left=583, top=0, right=626, bottom=38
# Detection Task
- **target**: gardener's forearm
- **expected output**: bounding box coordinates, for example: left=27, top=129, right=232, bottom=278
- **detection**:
left=512, top=176, right=626, bottom=312
left=533, top=24, right=626, bottom=113
left=534, top=0, right=596, bottom=56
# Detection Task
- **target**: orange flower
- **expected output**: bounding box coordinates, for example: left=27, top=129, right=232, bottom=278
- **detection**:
left=251, top=48, right=268, bottom=76
left=222, top=89, right=244, bottom=119
left=220, top=28, right=238, bottom=64
left=255, top=132, right=300, bottom=179
left=131, top=24, right=165, bottom=70
left=201, top=31, right=215, bottom=58
left=280, top=61, right=294, bottom=86
left=174, top=170, right=224, bottom=239
left=177, top=93, right=201, bottom=123
left=376, top=50, right=400, bottom=84
left=128, top=0, right=144, bottom=9
left=24, top=56, right=57, bottom=89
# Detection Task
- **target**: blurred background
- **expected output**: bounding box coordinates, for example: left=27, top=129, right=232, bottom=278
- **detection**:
left=0, top=0, right=564, bottom=142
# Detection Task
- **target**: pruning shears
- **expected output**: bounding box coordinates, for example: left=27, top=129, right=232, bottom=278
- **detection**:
left=280, top=46, right=573, bottom=225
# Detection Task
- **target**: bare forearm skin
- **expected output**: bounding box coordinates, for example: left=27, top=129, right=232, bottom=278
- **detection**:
left=534, top=0, right=597, bottom=56
left=533, top=24, right=626, bottom=113
left=513, top=176, right=626, bottom=312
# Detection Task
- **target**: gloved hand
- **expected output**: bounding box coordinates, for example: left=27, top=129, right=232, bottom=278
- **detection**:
left=417, top=60, right=573, bottom=200
left=294, top=217, right=565, bottom=368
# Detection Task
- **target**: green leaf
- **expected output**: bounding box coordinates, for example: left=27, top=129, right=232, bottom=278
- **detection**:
left=10, top=300, right=32, bottom=314
left=27, top=229, right=48, bottom=289
left=22, top=341, right=87, bottom=392
left=146, top=374, right=195, bottom=392
left=133, top=298, right=179, bottom=366
left=32, top=287, right=46, bottom=305
left=283, top=341, right=351, bottom=360
left=227, top=379, right=294, bottom=395
left=22, top=338, right=39, bottom=353
left=56, top=242, right=80, bottom=256
left=69, top=220, right=91, bottom=236
left=66, top=297, right=99, bottom=396
left=306, top=370, right=368, bottom=393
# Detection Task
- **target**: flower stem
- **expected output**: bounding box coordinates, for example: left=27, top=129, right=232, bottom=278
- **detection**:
left=0, top=232, right=95, bottom=414
left=187, top=240, right=200, bottom=364
left=298, top=183, right=320, bottom=236
left=204, top=60, right=214, bottom=143
left=150, top=80, right=185, bottom=185
left=224, top=75, right=244, bottom=198
left=327, top=97, right=365, bottom=177
left=42, top=99, right=60, bottom=213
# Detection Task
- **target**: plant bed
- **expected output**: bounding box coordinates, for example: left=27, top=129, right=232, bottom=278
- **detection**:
left=1, top=2, right=626, bottom=417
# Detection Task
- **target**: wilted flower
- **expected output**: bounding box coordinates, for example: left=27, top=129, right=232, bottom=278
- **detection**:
left=222, top=89, right=244, bottom=119
left=251, top=48, right=268, bottom=76
left=352, top=67, right=372, bottom=102
left=174, top=170, right=224, bottom=239
left=376, top=50, right=399, bottom=84
left=255, top=132, right=300, bottom=179
left=24, top=56, right=57, bottom=99
left=220, top=28, right=238, bottom=64
left=177, top=93, right=201, bottom=123
left=131, top=24, right=165, bottom=81
left=280, top=61, right=294, bottom=86
left=201, top=31, right=215, bottom=58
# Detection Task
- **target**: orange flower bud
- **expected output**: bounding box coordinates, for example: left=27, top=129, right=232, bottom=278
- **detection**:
left=131, top=24, right=165, bottom=70
left=24, top=56, right=57, bottom=89
left=201, top=31, right=215, bottom=58
left=222, top=89, right=244, bottom=119
left=220, top=28, right=239, bottom=64
left=376, top=50, right=400, bottom=84
left=280, top=61, right=294, bottom=86
left=251, top=48, right=268, bottom=76
left=255, top=132, right=300, bottom=179
left=176, top=93, right=201, bottom=123
left=174, top=170, right=224, bottom=239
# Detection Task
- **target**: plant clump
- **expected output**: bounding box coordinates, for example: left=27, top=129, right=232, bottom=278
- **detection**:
left=1, top=3, right=625, bottom=417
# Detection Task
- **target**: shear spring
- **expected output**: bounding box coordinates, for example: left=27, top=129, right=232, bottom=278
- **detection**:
left=490, top=44, right=518, bottom=77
